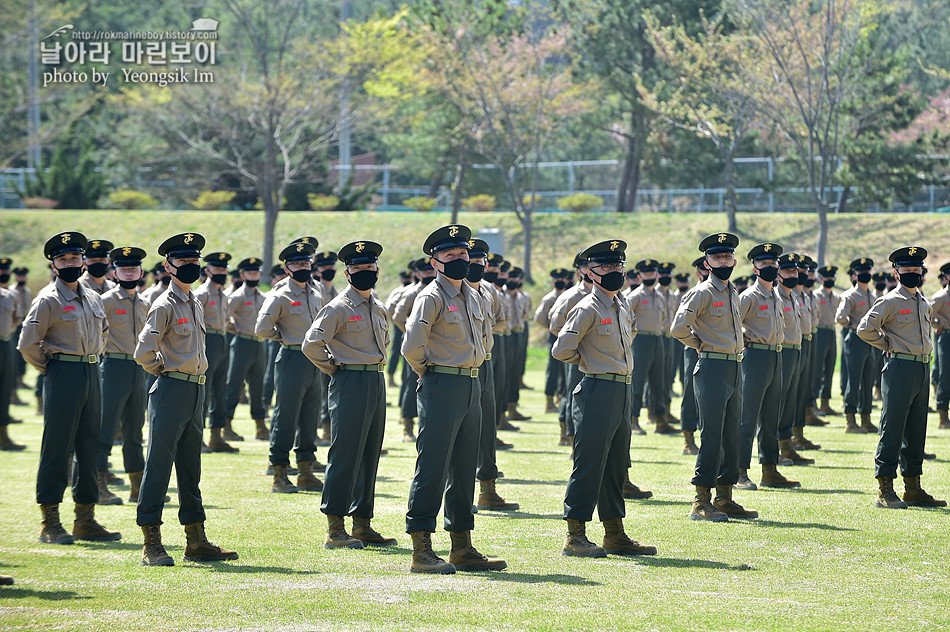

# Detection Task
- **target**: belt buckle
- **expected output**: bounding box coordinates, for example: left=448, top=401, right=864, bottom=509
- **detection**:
left=624, top=375, right=632, bottom=385
left=471, top=368, right=479, bottom=378
left=197, top=375, right=207, bottom=384
left=776, top=344, right=782, bottom=352
left=376, top=364, right=385, bottom=372
left=86, top=355, right=98, bottom=364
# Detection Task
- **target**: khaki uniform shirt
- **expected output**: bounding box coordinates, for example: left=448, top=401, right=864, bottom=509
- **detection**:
left=670, top=276, right=743, bottom=355
left=13, top=283, right=33, bottom=319
left=193, top=280, right=228, bottom=332
left=795, top=289, right=813, bottom=335
left=657, top=286, right=678, bottom=333
left=816, top=287, right=839, bottom=327
left=930, top=286, right=950, bottom=334
left=628, top=284, right=668, bottom=334
left=79, top=272, right=115, bottom=296
left=303, top=285, right=389, bottom=376
left=534, top=289, right=558, bottom=330
left=227, top=283, right=264, bottom=337
left=471, top=281, right=501, bottom=352
left=739, top=281, right=784, bottom=347
left=552, top=286, right=636, bottom=374
left=0, top=287, right=22, bottom=338
left=393, top=282, right=429, bottom=332
left=835, top=285, right=874, bottom=329
left=858, top=286, right=933, bottom=355
left=777, top=285, right=803, bottom=345
left=548, top=283, right=592, bottom=335
left=140, top=282, right=169, bottom=303
left=134, top=282, right=208, bottom=376
left=18, top=278, right=107, bottom=372
left=401, top=274, right=486, bottom=375
left=481, top=281, right=507, bottom=335
left=255, top=278, right=323, bottom=345
left=385, top=283, right=413, bottom=320
left=101, top=287, right=150, bottom=356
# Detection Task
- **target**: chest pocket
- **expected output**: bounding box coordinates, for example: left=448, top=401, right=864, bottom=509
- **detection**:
left=896, top=311, right=915, bottom=324
left=288, top=301, right=307, bottom=316
left=60, top=305, right=80, bottom=322
left=709, top=305, right=726, bottom=317
left=757, top=305, right=772, bottom=318
left=595, top=323, right=621, bottom=352
left=345, top=318, right=368, bottom=333
left=173, top=321, right=195, bottom=336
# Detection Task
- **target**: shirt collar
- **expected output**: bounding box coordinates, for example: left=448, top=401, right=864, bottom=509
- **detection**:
left=592, top=285, right=618, bottom=309
left=896, top=285, right=917, bottom=301
left=344, top=283, right=367, bottom=306
left=55, top=276, right=80, bottom=301
left=709, top=275, right=728, bottom=292
left=169, top=282, right=191, bottom=303
left=436, top=273, right=462, bottom=299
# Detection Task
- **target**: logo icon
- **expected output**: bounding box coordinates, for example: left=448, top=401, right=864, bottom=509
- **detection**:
left=355, top=242, right=365, bottom=253
left=448, top=226, right=459, bottom=237
left=219, top=253, right=227, bottom=260
left=764, top=244, right=772, bottom=252
left=61, top=233, right=71, bottom=244
left=91, top=241, right=100, bottom=250
left=43, top=25, right=74, bottom=40
left=718, top=233, right=727, bottom=243
left=609, top=241, right=620, bottom=251
left=191, top=18, right=219, bottom=31
left=122, top=247, right=132, bottom=256
left=296, top=244, right=305, bottom=253
left=908, top=247, right=918, bottom=257
left=183, top=233, right=194, bottom=244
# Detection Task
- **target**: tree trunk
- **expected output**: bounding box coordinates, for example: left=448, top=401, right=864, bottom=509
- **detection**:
left=427, top=166, right=444, bottom=199
left=616, top=138, right=636, bottom=213
left=627, top=160, right=641, bottom=214
left=522, top=207, right=533, bottom=284
left=450, top=159, right=466, bottom=224
left=836, top=184, right=851, bottom=215
left=815, top=200, right=829, bottom=267
left=263, top=207, right=278, bottom=281
left=724, top=154, right=738, bottom=232
left=261, top=114, right=278, bottom=278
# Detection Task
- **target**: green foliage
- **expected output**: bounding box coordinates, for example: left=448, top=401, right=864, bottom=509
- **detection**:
left=307, top=193, right=341, bottom=212
left=22, top=123, right=106, bottom=209
left=188, top=190, right=236, bottom=211
left=403, top=196, right=438, bottom=212
left=107, top=190, right=159, bottom=210
left=335, top=177, right=377, bottom=212
left=462, top=194, right=497, bottom=212
left=557, top=193, right=604, bottom=212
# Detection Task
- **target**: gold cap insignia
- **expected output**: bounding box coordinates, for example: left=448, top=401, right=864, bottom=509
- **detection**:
left=122, top=247, right=132, bottom=256
left=908, top=247, right=918, bottom=256
left=355, top=242, right=365, bottom=253
left=448, top=226, right=459, bottom=237
left=468, top=239, right=475, bottom=249
left=610, top=241, right=620, bottom=251
left=184, top=233, right=194, bottom=244
left=718, top=233, right=727, bottom=243
left=296, top=244, right=305, bottom=253
left=300, top=237, right=309, bottom=243
left=61, top=233, right=71, bottom=244
left=219, top=253, right=226, bottom=260
left=764, top=244, right=771, bottom=252
left=91, top=241, right=100, bottom=250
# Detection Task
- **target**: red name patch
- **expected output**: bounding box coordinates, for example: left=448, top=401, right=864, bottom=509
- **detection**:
left=712, top=301, right=724, bottom=308
left=784, top=307, right=792, bottom=312
left=899, top=309, right=912, bottom=314
left=601, top=318, right=613, bottom=324
left=758, top=305, right=769, bottom=311
left=177, top=318, right=189, bottom=324
left=115, top=309, right=127, bottom=315
left=62, top=305, right=76, bottom=312
left=448, top=306, right=459, bottom=312
left=820, top=301, right=827, bottom=305
left=857, top=302, right=866, bottom=306
left=348, top=315, right=362, bottom=321
left=244, top=301, right=253, bottom=306
left=291, top=301, right=302, bottom=306
left=209, top=301, right=216, bottom=306
left=641, top=300, right=650, bottom=304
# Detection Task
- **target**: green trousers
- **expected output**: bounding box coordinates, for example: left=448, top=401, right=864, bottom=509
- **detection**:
left=692, top=357, right=742, bottom=488
left=97, top=356, right=146, bottom=473
left=875, top=358, right=930, bottom=478
left=476, top=359, right=498, bottom=481
left=739, top=348, right=783, bottom=468
left=269, top=347, right=322, bottom=466
left=225, top=336, right=265, bottom=420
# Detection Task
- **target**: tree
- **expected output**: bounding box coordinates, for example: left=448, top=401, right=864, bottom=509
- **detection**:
left=23, top=120, right=105, bottom=208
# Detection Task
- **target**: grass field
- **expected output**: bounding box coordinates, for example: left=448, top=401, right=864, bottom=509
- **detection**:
left=2, top=347, right=949, bottom=631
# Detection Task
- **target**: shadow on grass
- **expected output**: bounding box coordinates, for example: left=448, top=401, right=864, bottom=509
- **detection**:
left=632, top=499, right=682, bottom=507
left=76, top=541, right=149, bottom=551
left=814, top=465, right=866, bottom=470
left=184, top=562, right=316, bottom=575
left=511, top=450, right=568, bottom=456
left=499, top=478, right=564, bottom=487
left=485, top=572, right=600, bottom=586
left=0, top=586, right=92, bottom=600
left=799, top=488, right=865, bottom=495
left=754, top=519, right=857, bottom=532
left=639, top=557, right=754, bottom=571
left=478, top=511, right=564, bottom=520
left=820, top=449, right=867, bottom=455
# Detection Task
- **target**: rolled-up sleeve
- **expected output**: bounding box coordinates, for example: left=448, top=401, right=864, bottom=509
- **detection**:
left=255, top=294, right=282, bottom=341
left=671, top=290, right=704, bottom=350
left=401, top=293, right=438, bottom=375
left=17, top=298, right=51, bottom=373
left=302, top=304, right=340, bottom=376
left=552, top=305, right=592, bottom=365
left=134, top=304, right=168, bottom=376
left=856, top=300, right=889, bottom=351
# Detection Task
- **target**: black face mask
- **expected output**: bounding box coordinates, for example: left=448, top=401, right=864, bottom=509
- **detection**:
left=823, top=279, right=835, bottom=288
left=483, top=271, right=498, bottom=283
left=420, top=275, right=435, bottom=285
left=170, top=262, right=201, bottom=285
left=797, top=274, right=807, bottom=286
left=658, top=276, right=672, bottom=287
left=56, top=266, right=83, bottom=283
left=349, top=269, right=378, bottom=291
left=160, top=276, right=171, bottom=285
left=321, top=268, right=336, bottom=281
left=856, top=272, right=872, bottom=284
left=86, top=262, right=109, bottom=278
left=781, top=276, right=799, bottom=289
left=0, top=273, right=10, bottom=284
left=437, top=258, right=469, bottom=281
left=493, top=277, right=506, bottom=288
left=244, top=278, right=259, bottom=288
left=137, top=278, right=146, bottom=288
left=642, top=278, right=656, bottom=287
left=118, top=279, right=139, bottom=290
left=210, top=273, right=227, bottom=285
left=898, top=272, right=922, bottom=289
left=291, top=269, right=311, bottom=284
left=874, top=282, right=887, bottom=292
left=466, top=263, right=485, bottom=283
left=554, top=280, right=566, bottom=290
left=803, top=278, right=816, bottom=288
left=595, top=271, right=625, bottom=292
left=16, top=280, right=25, bottom=287
left=676, top=284, right=689, bottom=292
left=757, top=266, right=779, bottom=282
left=711, top=266, right=734, bottom=281
left=582, top=273, right=592, bottom=284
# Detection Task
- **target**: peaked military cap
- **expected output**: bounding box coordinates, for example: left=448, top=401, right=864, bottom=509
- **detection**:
left=423, top=224, right=472, bottom=256
left=674, top=272, right=690, bottom=282
left=0, top=258, right=11, bottom=269
left=889, top=246, right=927, bottom=267
left=45, top=231, right=87, bottom=260
left=849, top=257, right=874, bottom=271
left=230, top=269, right=241, bottom=279
left=467, top=239, right=490, bottom=259
left=582, top=239, right=626, bottom=265
left=635, top=259, right=659, bottom=272
left=747, top=243, right=783, bottom=261
left=158, top=232, right=205, bottom=258
left=572, top=251, right=587, bottom=269
left=698, top=232, right=739, bottom=254
left=691, top=256, right=707, bottom=269
left=203, top=252, right=232, bottom=267
left=508, top=267, right=524, bottom=279
left=85, top=239, right=114, bottom=258
left=872, top=271, right=889, bottom=283
left=13, top=266, right=28, bottom=275
left=817, top=265, right=838, bottom=276
left=339, top=240, right=383, bottom=266
left=778, top=253, right=800, bottom=269
left=270, top=264, right=285, bottom=276
left=734, top=276, right=750, bottom=287
left=802, top=255, right=817, bottom=270
left=399, top=270, right=411, bottom=280
left=499, top=260, right=512, bottom=273
left=237, top=257, right=262, bottom=271
left=550, top=267, right=571, bottom=278
left=658, top=262, right=676, bottom=273
left=280, top=241, right=317, bottom=263
left=413, top=257, right=433, bottom=272
left=488, top=254, right=505, bottom=267
left=939, top=262, right=950, bottom=275
left=109, top=246, right=146, bottom=267
left=626, top=270, right=639, bottom=279
left=313, top=251, right=338, bottom=266
left=291, top=236, right=319, bottom=248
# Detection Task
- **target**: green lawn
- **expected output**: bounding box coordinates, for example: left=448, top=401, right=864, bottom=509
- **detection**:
left=2, top=350, right=949, bottom=631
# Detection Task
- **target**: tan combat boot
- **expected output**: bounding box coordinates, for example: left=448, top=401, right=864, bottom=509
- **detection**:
left=73, top=503, right=122, bottom=541
left=0, top=425, right=26, bottom=451
left=387, top=373, right=397, bottom=388
left=325, top=515, right=365, bottom=549
left=558, top=421, right=571, bottom=446
left=96, top=471, right=123, bottom=505
left=296, top=461, right=324, bottom=491
left=448, top=531, right=507, bottom=571
left=860, top=412, right=879, bottom=433
left=845, top=412, right=866, bottom=433
left=779, top=438, right=815, bottom=465
left=476, top=479, right=520, bottom=511
left=735, top=467, right=757, bottom=490
left=630, top=416, right=646, bottom=436
left=690, top=486, right=728, bottom=522
left=183, top=522, right=239, bottom=561
left=351, top=516, right=397, bottom=546
left=141, top=524, right=174, bottom=566
left=873, top=386, right=883, bottom=401
left=664, top=411, right=680, bottom=425
left=208, top=427, right=239, bottom=453
left=401, top=417, right=416, bottom=442
left=819, top=398, right=840, bottom=416
left=271, top=465, right=298, bottom=493
left=601, top=518, right=657, bottom=556
left=254, top=418, right=269, bottom=441
left=505, top=402, right=530, bottom=422
left=938, top=409, right=950, bottom=430
left=713, top=484, right=758, bottom=519
left=562, top=519, right=607, bottom=557
left=653, top=416, right=677, bottom=435
left=545, top=395, right=557, bottom=413
left=875, top=476, right=907, bottom=509
left=804, top=406, right=828, bottom=426
left=409, top=531, right=455, bottom=574
left=495, top=436, right=513, bottom=451
left=128, top=471, right=143, bottom=503
left=902, top=476, right=948, bottom=507
left=39, top=504, right=74, bottom=544
left=682, top=429, right=699, bottom=455
left=102, top=469, right=124, bottom=485
left=792, top=426, right=821, bottom=451
left=321, top=421, right=332, bottom=443
left=622, top=473, right=653, bottom=499
left=222, top=419, right=244, bottom=442
left=760, top=463, right=800, bottom=488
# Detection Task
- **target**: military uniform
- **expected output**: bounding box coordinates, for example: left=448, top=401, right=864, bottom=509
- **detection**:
left=671, top=233, right=756, bottom=522
left=262, top=263, right=288, bottom=412
left=858, top=247, right=945, bottom=509
left=384, top=268, right=413, bottom=387
left=656, top=262, right=679, bottom=425
left=19, top=232, right=119, bottom=545
left=627, top=260, right=670, bottom=432
left=0, top=258, right=23, bottom=451
left=13, top=266, right=33, bottom=404
left=931, top=262, right=950, bottom=429
left=134, top=232, right=237, bottom=566
left=537, top=268, right=570, bottom=415
left=256, top=242, right=325, bottom=493
left=548, top=256, right=593, bottom=439
left=552, top=239, right=655, bottom=558
left=814, top=266, right=841, bottom=415
left=835, top=258, right=877, bottom=432
left=392, top=259, right=433, bottom=441
left=677, top=257, right=709, bottom=443
left=503, top=267, right=531, bottom=424
left=484, top=255, right=513, bottom=451
left=224, top=257, right=266, bottom=436
left=792, top=256, right=823, bottom=446
left=96, top=247, right=151, bottom=505
left=402, top=224, right=505, bottom=574
left=79, top=239, right=116, bottom=296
